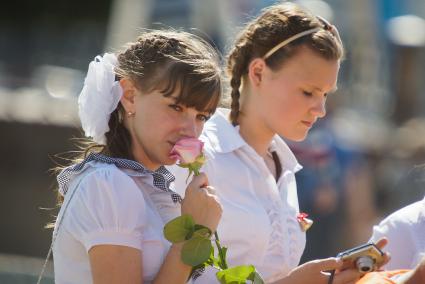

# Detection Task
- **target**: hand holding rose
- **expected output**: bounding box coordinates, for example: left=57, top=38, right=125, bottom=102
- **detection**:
left=181, top=173, right=222, bottom=232
left=166, top=137, right=264, bottom=283
left=170, top=137, right=221, bottom=232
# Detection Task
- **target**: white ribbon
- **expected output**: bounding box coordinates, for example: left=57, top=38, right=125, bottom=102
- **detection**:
left=78, top=53, right=123, bottom=145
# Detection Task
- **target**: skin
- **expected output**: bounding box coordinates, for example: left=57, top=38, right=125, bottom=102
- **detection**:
left=406, top=258, right=425, bottom=284
left=120, top=79, right=212, bottom=171
left=88, top=78, right=222, bottom=284
left=237, top=46, right=389, bottom=283
left=239, top=46, right=340, bottom=157
left=275, top=238, right=390, bottom=284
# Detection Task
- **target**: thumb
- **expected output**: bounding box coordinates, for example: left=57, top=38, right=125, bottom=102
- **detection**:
left=186, top=172, right=209, bottom=190
left=374, top=237, right=388, bottom=250
left=308, top=257, right=343, bottom=272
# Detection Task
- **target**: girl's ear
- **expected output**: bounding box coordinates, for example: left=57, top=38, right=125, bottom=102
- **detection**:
left=247, top=58, right=267, bottom=87
left=119, top=78, right=137, bottom=113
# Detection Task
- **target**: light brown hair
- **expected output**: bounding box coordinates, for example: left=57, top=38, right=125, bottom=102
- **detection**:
left=227, top=2, right=344, bottom=125
left=105, top=30, right=222, bottom=159
left=52, top=30, right=222, bottom=207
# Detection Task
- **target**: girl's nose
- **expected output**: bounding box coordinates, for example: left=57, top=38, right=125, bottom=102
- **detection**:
left=179, top=116, right=198, bottom=138
left=311, top=97, right=326, bottom=118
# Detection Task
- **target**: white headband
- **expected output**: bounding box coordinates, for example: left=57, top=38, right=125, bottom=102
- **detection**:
left=263, top=15, right=341, bottom=60
left=263, top=27, right=321, bottom=59
left=78, top=53, right=123, bottom=145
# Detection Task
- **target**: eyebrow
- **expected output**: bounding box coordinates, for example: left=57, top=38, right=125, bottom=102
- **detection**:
left=311, top=85, right=338, bottom=94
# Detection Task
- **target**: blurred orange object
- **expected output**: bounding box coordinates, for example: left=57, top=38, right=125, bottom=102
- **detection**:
left=356, top=270, right=412, bottom=284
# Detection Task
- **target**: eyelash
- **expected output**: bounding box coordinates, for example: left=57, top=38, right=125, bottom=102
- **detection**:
left=197, top=114, right=211, bottom=122
left=169, top=104, right=183, bottom=112
left=169, top=104, right=211, bottom=122
left=303, top=91, right=328, bottom=98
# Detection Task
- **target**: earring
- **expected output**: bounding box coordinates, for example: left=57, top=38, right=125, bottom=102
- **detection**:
left=127, top=111, right=135, bottom=117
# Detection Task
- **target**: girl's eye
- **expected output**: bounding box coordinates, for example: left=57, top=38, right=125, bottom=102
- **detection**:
left=169, top=104, right=183, bottom=112
left=196, top=114, right=211, bottom=122
left=303, top=91, right=313, bottom=97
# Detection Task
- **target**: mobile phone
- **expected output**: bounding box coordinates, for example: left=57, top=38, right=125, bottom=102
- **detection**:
left=337, top=243, right=385, bottom=273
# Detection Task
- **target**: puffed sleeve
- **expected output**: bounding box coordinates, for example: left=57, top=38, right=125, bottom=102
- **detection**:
left=370, top=214, right=415, bottom=270
left=63, top=166, right=147, bottom=252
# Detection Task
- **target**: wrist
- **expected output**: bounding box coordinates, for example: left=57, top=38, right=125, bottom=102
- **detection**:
left=169, top=243, right=191, bottom=268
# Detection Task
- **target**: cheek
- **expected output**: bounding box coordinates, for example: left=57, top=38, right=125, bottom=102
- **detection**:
left=194, top=122, right=204, bottom=138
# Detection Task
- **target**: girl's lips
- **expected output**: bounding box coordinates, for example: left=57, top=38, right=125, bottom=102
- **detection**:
left=302, top=121, right=314, bottom=128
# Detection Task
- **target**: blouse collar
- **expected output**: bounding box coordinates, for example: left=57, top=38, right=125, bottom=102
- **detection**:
left=57, top=152, right=181, bottom=203
left=202, top=108, right=302, bottom=173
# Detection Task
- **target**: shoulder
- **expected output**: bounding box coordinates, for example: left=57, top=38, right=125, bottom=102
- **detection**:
left=67, top=162, right=145, bottom=208
left=380, top=198, right=424, bottom=227
left=372, top=198, right=424, bottom=241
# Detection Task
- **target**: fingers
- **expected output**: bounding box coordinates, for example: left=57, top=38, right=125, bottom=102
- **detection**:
left=186, top=172, right=209, bottom=193
left=373, top=238, right=391, bottom=268
left=374, top=237, right=388, bottom=250
left=381, top=252, right=391, bottom=267
left=333, top=269, right=362, bottom=284
left=307, top=257, right=343, bottom=272
left=203, top=185, right=216, bottom=195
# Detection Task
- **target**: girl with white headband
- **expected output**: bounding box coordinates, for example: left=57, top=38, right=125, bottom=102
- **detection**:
left=171, top=2, right=388, bottom=284
left=50, top=30, right=223, bottom=283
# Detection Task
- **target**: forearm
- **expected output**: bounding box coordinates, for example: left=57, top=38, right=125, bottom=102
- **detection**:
left=153, top=243, right=192, bottom=284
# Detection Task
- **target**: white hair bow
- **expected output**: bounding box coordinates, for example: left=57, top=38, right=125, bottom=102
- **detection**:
left=78, top=53, right=123, bottom=145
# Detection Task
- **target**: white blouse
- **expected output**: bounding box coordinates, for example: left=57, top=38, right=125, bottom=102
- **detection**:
left=170, top=108, right=306, bottom=283
left=53, top=159, right=181, bottom=284
left=370, top=195, right=425, bottom=270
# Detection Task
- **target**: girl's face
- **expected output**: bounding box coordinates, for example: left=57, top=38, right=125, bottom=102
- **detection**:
left=123, top=85, right=212, bottom=170
left=256, top=46, right=340, bottom=141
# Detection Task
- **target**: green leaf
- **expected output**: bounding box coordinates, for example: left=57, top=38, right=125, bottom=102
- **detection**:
left=193, top=228, right=212, bottom=239
left=182, top=236, right=213, bottom=266
left=163, top=215, right=195, bottom=243
left=204, top=245, right=221, bottom=268
left=248, top=270, right=265, bottom=284
left=216, top=265, right=256, bottom=284
left=188, top=263, right=206, bottom=280
left=193, top=224, right=212, bottom=238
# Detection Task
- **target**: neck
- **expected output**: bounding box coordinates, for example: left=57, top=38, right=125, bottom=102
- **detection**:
left=131, top=140, right=160, bottom=171
left=237, top=88, right=275, bottom=157
left=125, top=117, right=161, bottom=171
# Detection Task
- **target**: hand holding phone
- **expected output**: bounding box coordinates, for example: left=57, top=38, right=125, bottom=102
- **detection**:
left=337, top=243, right=386, bottom=273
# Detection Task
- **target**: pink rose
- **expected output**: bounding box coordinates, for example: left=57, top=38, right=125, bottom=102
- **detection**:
left=170, top=138, right=204, bottom=164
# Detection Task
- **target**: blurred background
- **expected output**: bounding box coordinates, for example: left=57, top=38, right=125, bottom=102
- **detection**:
left=1, top=0, right=425, bottom=282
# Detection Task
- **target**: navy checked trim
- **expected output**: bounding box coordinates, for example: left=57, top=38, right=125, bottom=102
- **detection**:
left=191, top=266, right=206, bottom=281
left=57, top=152, right=182, bottom=203
left=55, top=152, right=204, bottom=280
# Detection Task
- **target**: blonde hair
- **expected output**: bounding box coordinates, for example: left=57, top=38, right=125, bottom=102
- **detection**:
left=227, top=2, right=344, bottom=125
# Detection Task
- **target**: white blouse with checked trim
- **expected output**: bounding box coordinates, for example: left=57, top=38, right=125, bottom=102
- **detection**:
left=170, top=108, right=306, bottom=283
left=52, top=153, right=184, bottom=284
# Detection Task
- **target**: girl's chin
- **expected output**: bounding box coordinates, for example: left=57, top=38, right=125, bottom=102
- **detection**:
left=165, top=156, right=179, bottom=165
left=284, top=132, right=309, bottom=142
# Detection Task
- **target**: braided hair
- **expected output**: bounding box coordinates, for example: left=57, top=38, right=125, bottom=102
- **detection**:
left=227, top=2, right=344, bottom=125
